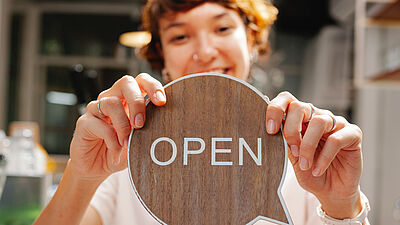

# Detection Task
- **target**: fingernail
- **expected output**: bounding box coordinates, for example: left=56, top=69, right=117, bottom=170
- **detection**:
left=290, top=145, right=299, bottom=157
left=312, top=167, right=321, bottom=177
left=124, top=137, right=129, bottom=148
left=155, top=90, right=166, bottom=103
left=135, top=113, right=144, bottom=128
left=267, top=120, right=276, bottom=134
left=299, top=157, right=309, bottom=170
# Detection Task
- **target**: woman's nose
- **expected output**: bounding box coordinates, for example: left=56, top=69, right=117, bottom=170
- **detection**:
left=194, top=33, right=218, bottom=64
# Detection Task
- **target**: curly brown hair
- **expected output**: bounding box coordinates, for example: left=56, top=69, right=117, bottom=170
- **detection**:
left=139, top=0, right=278, bottom=71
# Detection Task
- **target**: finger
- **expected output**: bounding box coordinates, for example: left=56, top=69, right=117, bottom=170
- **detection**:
left=85, top=100, right=111, bottom=124
left=283, top=101, right=313, bottom=157
left=99, top=75, right=146, bottom=129
left=76, top=115, right=122, bottom=165
left=86, top=97, right=131, bottom=147
left=266, top=91, right=297, bottom=135
left=299, top=114, right=335, bottom=171
left=135, top=73, right=166, bottom=106
left=116, top=143, right=129, bottom=171
left=311, top=124, right=362, bottom=177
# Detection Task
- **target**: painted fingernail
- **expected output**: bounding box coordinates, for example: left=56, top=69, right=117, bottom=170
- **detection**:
left=299, top=157, right=309, bottom=170
left=312, top=167, right=321, bottom=177
left=267, top=120, right=276, bottom=134
left=155, top=90, right=166, bottom=103
left=135, top=113, right=144, bottom=128
left=290, top=145, right=299, bottom=157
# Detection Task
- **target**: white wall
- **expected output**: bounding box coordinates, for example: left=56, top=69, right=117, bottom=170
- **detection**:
left=355, top=83, right=400, bottom=225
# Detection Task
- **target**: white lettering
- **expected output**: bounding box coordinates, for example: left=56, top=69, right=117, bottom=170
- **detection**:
left=183, top=138, right=205, bottom=165
left=239, top=138, right=262, bottom=165
left=150, top=137, right=177, bottom=166
left=211, top=138, right=233, bottom=166
left=149, top=137, right=263, bottom=166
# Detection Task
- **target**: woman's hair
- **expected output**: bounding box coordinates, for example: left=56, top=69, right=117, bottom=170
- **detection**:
left=139, top=0, right=278, bottom=71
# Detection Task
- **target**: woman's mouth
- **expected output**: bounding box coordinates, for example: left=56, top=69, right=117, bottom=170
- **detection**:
left=199, top=68, right=230, bottom=74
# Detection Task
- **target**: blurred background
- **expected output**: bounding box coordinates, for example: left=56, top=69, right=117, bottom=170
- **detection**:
left=0, top=0, right=399, bottom=224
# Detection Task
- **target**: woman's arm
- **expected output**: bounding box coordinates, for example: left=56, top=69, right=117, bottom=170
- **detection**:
left=81, top=206, right=103, bottom=225
left=301, top=189, right=370, bottom=225
left=34, top=161, right=104, bottom=225
left=266, top=91, right=366, bottom=220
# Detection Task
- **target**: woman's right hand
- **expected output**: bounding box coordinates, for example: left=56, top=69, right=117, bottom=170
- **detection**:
left=69, top=74, right=166, bottom=182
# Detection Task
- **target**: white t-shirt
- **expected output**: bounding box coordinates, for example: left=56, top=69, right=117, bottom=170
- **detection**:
left=90, top=163, right=323, bottom=225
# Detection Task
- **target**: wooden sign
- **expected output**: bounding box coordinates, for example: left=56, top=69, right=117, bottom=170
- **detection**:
left=128, top=73, right=293, bottom=225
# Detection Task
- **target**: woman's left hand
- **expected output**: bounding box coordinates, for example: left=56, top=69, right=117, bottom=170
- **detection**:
left=266, top=91, right=363, bottom=219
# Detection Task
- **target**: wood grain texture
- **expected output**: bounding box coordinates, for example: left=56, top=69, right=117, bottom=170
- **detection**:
left=129, top=75, right=288, bottom=225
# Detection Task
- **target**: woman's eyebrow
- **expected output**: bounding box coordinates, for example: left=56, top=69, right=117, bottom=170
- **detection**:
left=162, top=22, right=185, bottom=31
left=162, top=12, right=230, bottom=31
left=213, top=12, right=229, bottom=20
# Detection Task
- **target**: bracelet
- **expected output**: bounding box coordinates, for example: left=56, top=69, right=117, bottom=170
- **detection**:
left=317, top=192, right=370, bottom=225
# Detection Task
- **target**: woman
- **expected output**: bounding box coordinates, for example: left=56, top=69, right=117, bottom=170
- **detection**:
left=35, top=0, right=370, bottom=224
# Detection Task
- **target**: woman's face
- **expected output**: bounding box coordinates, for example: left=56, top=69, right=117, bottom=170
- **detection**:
left=159, top=2, right=253, bottom=81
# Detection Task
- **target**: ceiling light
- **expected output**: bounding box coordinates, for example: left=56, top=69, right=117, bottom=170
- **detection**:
left=46, top=91, right=77, bottom=106
left=119, top=31, right=151, bottom=48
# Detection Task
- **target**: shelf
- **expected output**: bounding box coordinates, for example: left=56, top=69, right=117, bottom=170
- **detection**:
left=366, top=18, right=400, bottom=26
left=366, top=0, right=400, bottom=26
left=366, top=0, right=396, bottom=2
left=39, top=55, right=131, bottom=69
left=372, top=66, right=400, bottom=81
left=355, top=0, right=400, bottom=86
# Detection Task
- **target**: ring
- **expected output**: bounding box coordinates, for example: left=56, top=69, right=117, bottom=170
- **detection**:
left=329, top=115, right=337, bottom=132
left=307, top=103, right=316, bottom=122
left=264, top=95, right=270, bottom=104
left=97, top=99, right=105, bottom=117
left=310, top=104, right=315, bottom=115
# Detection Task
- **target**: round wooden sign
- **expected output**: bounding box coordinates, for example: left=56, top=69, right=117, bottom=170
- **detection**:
left=128, top=73, right=292, bottom=225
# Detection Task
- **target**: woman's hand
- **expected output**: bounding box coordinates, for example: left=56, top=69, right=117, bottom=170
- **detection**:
left=266, top=91, right=363, bottom=219
left=69, top=74, right=166, bottom=182
left=35, top=74, right=167, bottom=225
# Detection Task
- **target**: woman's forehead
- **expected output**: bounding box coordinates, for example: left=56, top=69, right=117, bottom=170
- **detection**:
left=159, top=2, right=239, bottom=29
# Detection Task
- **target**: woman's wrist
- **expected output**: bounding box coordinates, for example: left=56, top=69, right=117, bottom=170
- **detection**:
left=67, top=158, right=110, bottom=185
left=34, top=160, right=106, bottom=224
left=66, top=159, right=106, bottom=191
left=319, top=190, right=363, bottom=219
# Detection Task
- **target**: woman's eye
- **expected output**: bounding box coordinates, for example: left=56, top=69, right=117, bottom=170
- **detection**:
left=171, top=35, right=187, bottom=43
left=217, top=27, right=231, bottom=33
